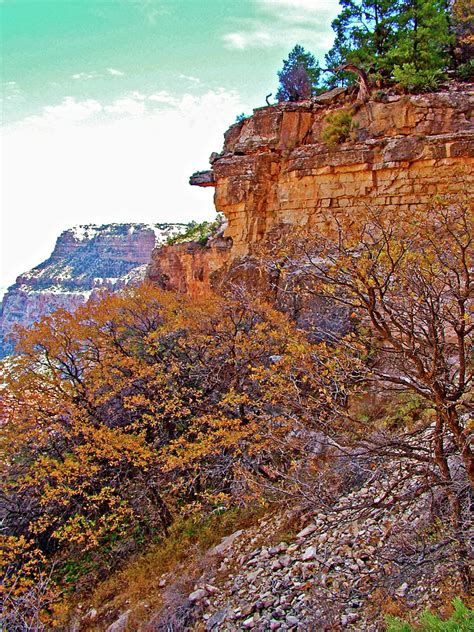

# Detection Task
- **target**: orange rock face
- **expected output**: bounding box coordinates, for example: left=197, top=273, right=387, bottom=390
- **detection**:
left=149, top=88, right=474, bottom=291
left=212, top=90, right=474, bottom=257
left=147, top=238, right=232, bottom=295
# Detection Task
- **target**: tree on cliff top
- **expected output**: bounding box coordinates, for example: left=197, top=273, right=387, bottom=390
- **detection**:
left=325, top=0, right=401, bottom=83
left=325, top=0, right=454, bottom=91
left=276, top=45, right=322, bottom=102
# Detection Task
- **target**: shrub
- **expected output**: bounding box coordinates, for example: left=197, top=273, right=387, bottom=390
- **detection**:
left=386, top=597, right=474, bottom=631
left=322, top=109, right=357, bottom=146
left=235, top=112, right=249, bottom=123
left=457, top=59, right=474, bottom=82
left=166, top=214, right=224, bottom=246
left=392, top=63, right=445, bottom=93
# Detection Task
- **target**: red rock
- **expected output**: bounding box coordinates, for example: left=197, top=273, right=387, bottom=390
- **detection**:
left=150, top=87, right=474, bottom=318
left=0, top=223, right=187, bottom=356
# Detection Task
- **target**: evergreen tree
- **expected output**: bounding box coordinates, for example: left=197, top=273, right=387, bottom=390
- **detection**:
left=276, top=45, right=322, bottom=102
left=325, top=0, right=401, bottom=86
left=388, top=0, right=452, bottom=71
left=325, top=0, right=454, bottom=90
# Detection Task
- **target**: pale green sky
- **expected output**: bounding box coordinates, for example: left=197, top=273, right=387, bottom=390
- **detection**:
left=1, top=0, right=340, bottom=292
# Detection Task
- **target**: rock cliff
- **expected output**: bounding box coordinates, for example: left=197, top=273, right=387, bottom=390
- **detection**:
left=148, top=85, right=473, bottom=294
left=0, top=223, right=186, bottom=357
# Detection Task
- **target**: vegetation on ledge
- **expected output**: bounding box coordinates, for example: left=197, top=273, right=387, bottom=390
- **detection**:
left=166, top=214, right=224, bottom=246
left=276, top=1, right=473, bottom=99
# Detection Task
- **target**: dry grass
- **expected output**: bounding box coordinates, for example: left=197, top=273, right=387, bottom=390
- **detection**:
left=64, top=504, right=267, bottom=631
left=265, top=509, right=303, bottom=547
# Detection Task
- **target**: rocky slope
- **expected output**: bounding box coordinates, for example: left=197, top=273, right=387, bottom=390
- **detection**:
left=0, top=223, right=186, bottom=357
left=79, top=446, right=462, bottom=632
left=148, top=85, right=473, bottom=295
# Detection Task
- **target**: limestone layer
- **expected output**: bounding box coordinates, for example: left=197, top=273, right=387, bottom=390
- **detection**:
left=210, top=89, right=474, bottom=258
left=151, top=87, right=473, bottom=295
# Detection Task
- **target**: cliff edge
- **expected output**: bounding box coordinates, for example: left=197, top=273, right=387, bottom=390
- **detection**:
left=148, top=85, right=473, bottom=294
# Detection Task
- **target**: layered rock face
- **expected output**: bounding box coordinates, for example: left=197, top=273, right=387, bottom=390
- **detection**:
left=0, top=223, right=186, bottom=357
left=146, top=87, right=474, bottom=301
left=199, top=88, right=473, bottom=258
left=147, top=237, right=233, bottom=295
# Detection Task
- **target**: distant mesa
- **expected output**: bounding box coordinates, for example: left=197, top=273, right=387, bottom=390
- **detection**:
left=0, top=223, right=188, bottom=358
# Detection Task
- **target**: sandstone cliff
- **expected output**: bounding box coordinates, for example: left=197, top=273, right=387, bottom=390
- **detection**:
left=0, top=223, right=186, bottom=357
left=148, top=85, right=473, bottom=295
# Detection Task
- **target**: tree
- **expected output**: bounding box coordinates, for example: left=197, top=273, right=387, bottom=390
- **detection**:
left=261, top=198, right=473, bottom=589
left=1, top=283, right=346, bottom=619
left=388, top=0, right=453, bottom=72
left=276, top=45, right=322, bottom=102
left=325, top=0, right=454, bottom=89
left=325, top=0, right=402, bottom=86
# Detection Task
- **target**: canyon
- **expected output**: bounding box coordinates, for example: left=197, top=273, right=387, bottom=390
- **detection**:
left=3, top=86, right=473, bottom=631
left=0, top=223, right=186, bottom=357
left=4, top=88, right=472, bottom=357
left=0, top=83, right=474, bottom=357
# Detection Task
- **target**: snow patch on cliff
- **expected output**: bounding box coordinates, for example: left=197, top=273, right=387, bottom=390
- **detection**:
left=0, top=222, right=190, bottom=358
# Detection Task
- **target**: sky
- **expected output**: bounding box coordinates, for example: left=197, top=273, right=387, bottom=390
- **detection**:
left=1, top=0, right=340, bottom=296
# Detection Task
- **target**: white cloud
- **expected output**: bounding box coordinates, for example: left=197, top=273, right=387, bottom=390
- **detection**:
left=222, top=0, right=339, bottom=52
left=1, top=88, right=249, bottom=291
left=148, top=91, right=177, bottom=104
left=72, top=68, right=126, bottom=80
left=223, top=30, right=276, bottom=50
left=104, top=96, right=147, bottom=117
left=179, top=74, right=201, bottom=84
left=72, top=71, right=100, bottom=80
left=24, top=97, right=103, bottom=125
left=222, top=33, right=247, bottom=50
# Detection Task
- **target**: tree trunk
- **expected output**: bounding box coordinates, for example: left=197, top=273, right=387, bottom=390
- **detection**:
left=444, top=406, right=474, bottom=490
left=434, top=414, right=472, bottom=592
left=334, top=64, right=370, bottom=102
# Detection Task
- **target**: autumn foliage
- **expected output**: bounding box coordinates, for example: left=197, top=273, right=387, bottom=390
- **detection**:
left=0, top=285, right=350, bottom=621
left=1, top=199, right=472, bottom=622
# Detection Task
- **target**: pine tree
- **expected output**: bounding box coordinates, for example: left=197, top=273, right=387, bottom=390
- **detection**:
left=389, top=0, right=452, bottom=70
left=325, top=0, right=454, bottom=90
left=325, top=0, right=401, bottom=86
left=387, top=0, right=453, bottom=90
left=276, top=45, right=322, bottom=102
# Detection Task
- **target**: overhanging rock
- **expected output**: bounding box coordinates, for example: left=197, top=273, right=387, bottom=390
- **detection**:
left=189, top=170, right=215, bottom=187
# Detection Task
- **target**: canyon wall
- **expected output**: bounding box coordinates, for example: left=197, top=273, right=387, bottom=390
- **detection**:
left=148, top=86, right=473, bottom=294
left=0, top=223, right=186, bottom=357
left=147, top=237, right=233, bottom=294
